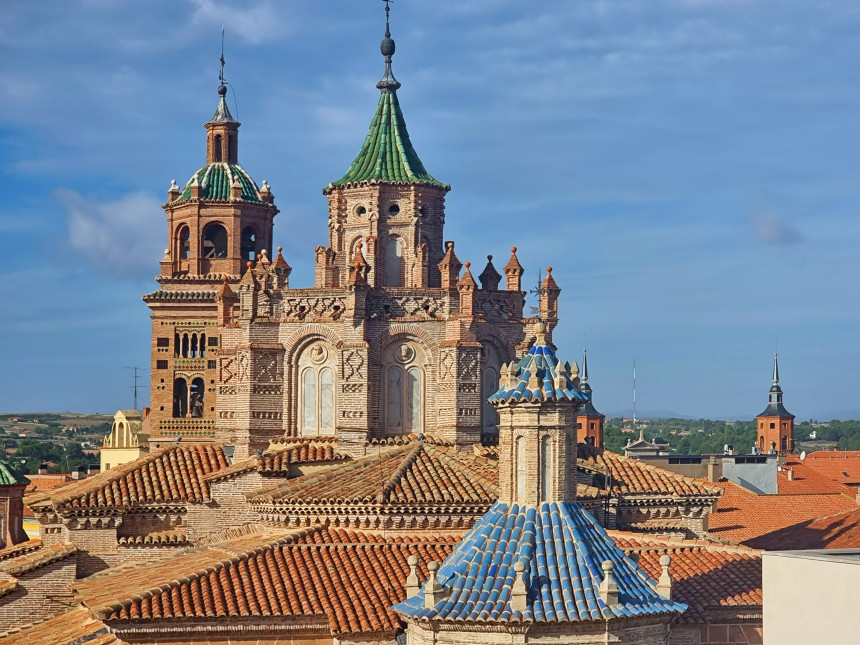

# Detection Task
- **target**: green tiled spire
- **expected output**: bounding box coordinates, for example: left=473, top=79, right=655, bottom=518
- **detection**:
left=0, top=460, right=29, bottom=487
left=176, top=163, right=263, bottom=203
left=328, top=6, right=446, bottom=190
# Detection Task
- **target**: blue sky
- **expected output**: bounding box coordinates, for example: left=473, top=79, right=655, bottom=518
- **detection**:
left=1, top=0, right=859, bottom=419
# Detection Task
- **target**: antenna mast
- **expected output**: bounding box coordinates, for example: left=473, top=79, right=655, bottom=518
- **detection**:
left=125, top=366, right=143, bottom=411
left=633, top=360, right=640, bottom=441
left=219, top=27, right=226, bottom=86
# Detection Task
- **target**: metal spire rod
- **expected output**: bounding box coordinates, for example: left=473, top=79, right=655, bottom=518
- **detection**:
left=219, top=28, right=226, bottom=85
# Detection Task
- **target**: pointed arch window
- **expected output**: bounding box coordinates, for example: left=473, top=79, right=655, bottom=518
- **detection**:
left=177, top=226, right=190, bottom=260
left=214, top=134, right=223, bottom=162
left=202, top=224, right=228, bottom=259
left=173, top=378, right=188, bottom=418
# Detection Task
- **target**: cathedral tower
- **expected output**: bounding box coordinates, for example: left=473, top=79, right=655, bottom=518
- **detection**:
left=320, top=5, right=449, bottom=290
left=144, top=74, right=277, bottom=446
left=756, top=353, right=795, bottom=454
left=577, top=347, right=606, bottom=449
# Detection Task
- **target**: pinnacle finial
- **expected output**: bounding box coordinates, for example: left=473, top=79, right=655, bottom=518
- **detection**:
left=772, top=352, right=779, bottom=386
left=377, top=0, right=401, bottom=92
left=209, top=29, right=237, bottom=124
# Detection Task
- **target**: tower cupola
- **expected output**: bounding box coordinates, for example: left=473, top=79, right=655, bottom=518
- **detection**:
left=756, top=353, right=795, bottom=455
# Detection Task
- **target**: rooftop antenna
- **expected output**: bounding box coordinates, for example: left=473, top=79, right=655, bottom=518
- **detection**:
left=125, top=366, right=144, bottom=411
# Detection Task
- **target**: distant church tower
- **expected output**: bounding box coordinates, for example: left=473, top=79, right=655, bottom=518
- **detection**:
left=577, top=348, right=606, bottom=450
left=143, top=70, right=278, bottom=447
left=756, top=353, right=794, bottom=455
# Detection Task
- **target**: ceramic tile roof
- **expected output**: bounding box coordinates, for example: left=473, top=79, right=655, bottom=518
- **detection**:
left=0, top=577, right=16, bottom=599
left=489, top=333, right=588, bottom=405
left=26, top=444, right=229, bottom=512
left=0, top=539, right=42, bottom=562
left=0, top=543, right=77, bottom=576
left=579, top=451, right=721, bottom=497
left=177, top=163, right=263, bottom=203
left=801, top=451, right=860, bottom=487
left=610, top=533, right=762, bottom=624
left=117, top=529, right=188, bottom=547
left=707, top=481, right=857, bottom=548
left=746, top=505, right=860, bottom=550
left=394, top=501, right=686, bottom=624
left=141, top=289, right=216, bottom=303
left=777, top=457, right=856, bottom=495
left=0, top=460, right=29, bottom=486
left=328, top=88, right=446, bottom=189
left=0, top=606, right=117, bottom=644
left=251, top=441, right=497, bottom=507
left=96, top=528, right=459, bottom=636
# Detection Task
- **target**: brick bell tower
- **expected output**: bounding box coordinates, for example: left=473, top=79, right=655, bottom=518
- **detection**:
left=143, top=63, right=278, bottom=447
left=756, top=353, right=795, bottom=455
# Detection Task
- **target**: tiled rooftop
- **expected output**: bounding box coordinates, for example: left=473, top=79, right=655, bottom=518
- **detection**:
left=777, top=457, right=856, bottom=495
left=611, top=533, right=762, bottom=624
left=0, top=543, right=77, bottom=577
left=26, top=444, right=229, bottom=512
left=117, top=529, right=188, bottom=547
left=799, top=451, right=860, bottom=488
left=747, top=505, right=860, bottom=550
left=394, top=501, right=686, bottom=623
left=251, top=440, right=498, bottom=507
left=177, top=163, right=263, bottom=203
left=0, top=539, right=42, bottom=562
left=707, top=480, right=857, bottom=548
left=94, top=528, right=459, bottom=636
left=0, top=606, right=116, bottom=644
left=580, top=451, right=721, bottom=497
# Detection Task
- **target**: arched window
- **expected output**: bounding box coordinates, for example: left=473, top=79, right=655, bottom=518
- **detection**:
left=182, top=334, right=189, bottom=358
left=173, top=378, right=188, bottom=418
left=200, top=333, right=206, bottom=358
left=202, top=224, right=228, bottom=259
left=298, top=343, right=336, bottom=436
left=214, top=134, right=223, bottom=162
left=228, top=134, right=236, bottom=162
left=540, top=435, right=553, bottom=502
left=781, top=436, right=787, bottom=452
left=480, top=343, right=503, bottom=440
left=174, top=333, right=180, bottom=357
left=241, top=227, right=257, bottom=262
left=516, top=435, right=527, bottom=503
left=383, top=342, right=424, bottom=434
left=177, top=226, right=190, bottom=260
left=385, top=236, right=403, bottom=287
left=190, top=378, right=205, bottom=418
left=190, top=334, right=198, bottom=358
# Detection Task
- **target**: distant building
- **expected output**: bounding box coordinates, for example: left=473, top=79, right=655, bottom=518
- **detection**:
left=756, top=354, right=795, bottom=455
left=100, top=410, right=148, bottom=471
left=0, top=460, right=30, bottom=548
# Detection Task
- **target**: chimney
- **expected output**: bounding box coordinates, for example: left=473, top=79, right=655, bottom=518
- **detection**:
left=405, top=555, right=420, bottom=598
left=707, top=456, right=722, bottom=482
left=38, top=463, right=48, bottom=475
left=656, top=554, right=673, bottom=599
left=71, top=466, right=87, bottom=480
left=787, top=468, right=795, bottom=481
left=88, top=464, right=100, bottom=476
left=855, top=487, right=860, bottom=505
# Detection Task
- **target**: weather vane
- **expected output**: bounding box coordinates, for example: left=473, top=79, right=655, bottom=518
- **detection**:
left=527, top=268, right=547, bottom=319
left=219, top=28, right=226, bottom=86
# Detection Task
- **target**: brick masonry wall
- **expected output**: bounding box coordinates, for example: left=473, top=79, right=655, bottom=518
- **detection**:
left=186, top=472, right=263, bottom=541
left=0, top=557, right=76, bottom=632
left=668, top=624, right=763, bottom=645
left=68, top=527, right=119, bottom=578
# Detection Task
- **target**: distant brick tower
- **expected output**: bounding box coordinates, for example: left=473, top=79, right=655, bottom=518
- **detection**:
left=0, top=460, right=30, bottom=548
left=143, top=70, right=278, bottom=447
left=577, top=348, right=606, bottom=450
left=756, top=353, right=794, bottom=454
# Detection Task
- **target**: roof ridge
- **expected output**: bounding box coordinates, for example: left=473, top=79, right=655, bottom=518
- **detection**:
left=378, top=441, right=425, bottom=503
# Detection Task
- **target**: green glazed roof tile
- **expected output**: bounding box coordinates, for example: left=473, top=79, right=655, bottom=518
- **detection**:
left=329, top=89, right=447, bottom=189
left=0, top=460, right=30, bottom=486
left=176, top=163, right=263, bottom=203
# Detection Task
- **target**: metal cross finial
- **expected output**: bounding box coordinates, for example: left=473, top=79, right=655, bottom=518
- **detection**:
left=527, top=268, right=548, bottom=319
left=219, top=28, right=226, bottom=85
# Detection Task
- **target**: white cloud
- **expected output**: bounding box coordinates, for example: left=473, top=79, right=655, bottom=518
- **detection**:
left=58, top=189, right=164, bottom=277
left=187, top=0, right=285, bottom=45
left=751, top=210, right=803, bottom=245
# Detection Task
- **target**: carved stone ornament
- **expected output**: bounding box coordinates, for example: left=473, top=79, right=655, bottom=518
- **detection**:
left=394, top=343, right=415, bottom=364
left=310, top=344, right=328, bottom=365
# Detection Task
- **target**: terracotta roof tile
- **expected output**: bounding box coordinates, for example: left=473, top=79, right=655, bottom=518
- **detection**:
left=26, top=444, right=229, bottom=512
left=610, top=533, right=762, bottom=624
left=749, top=505, right=860, bottom=550
left=0, top=606, right=116, bottom=644
left=707, top=480, right=857, bottom=548
left=801, top=451, right=860, bottom=488
left=777, top=457, right=856, bottom=495
left=251, top=441, right=497, bottom=507
left=117, top=529, right=188, bottom=547
left=580, top=451, right=721, bottom=497
left=0, top=539, right=42, bottom=562
left=97, top=529, right=459, bottom=635
left=0, top=543, right=77, bottom=577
